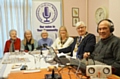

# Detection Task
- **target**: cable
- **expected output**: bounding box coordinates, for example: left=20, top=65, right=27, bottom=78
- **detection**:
left=76, top=58, right=81, bottom=74
left=69, top=58, right=82, bottom=79
left=68, top=69, right=72, bottom=79
left=89, top=55, right=95, bottom=65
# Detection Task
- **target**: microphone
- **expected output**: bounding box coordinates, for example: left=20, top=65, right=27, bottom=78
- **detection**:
left=86, top=57, right=89, bottom=65
left=52, top=69, right=55, bottom=79
left=45, top=7, right=49, bottom=16
left=43, top=7, right=51, bottom=22
left=43, top=43, right=47, bottom=47
left=36, top=46, right=43, bottom=50
left=36, top=43, right=49, bottom=50
left=43, top=43, right=50, bottom=49
left=88, top=54, right=95, bottom=65
left=85, top=52, right=90, bottom=65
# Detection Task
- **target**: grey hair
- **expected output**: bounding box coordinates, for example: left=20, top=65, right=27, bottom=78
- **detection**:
left=75, top=21, right=86, bottom=29
left=9, top=29, right=17, bottom=36
left=41, top=29, right=48, bottom=36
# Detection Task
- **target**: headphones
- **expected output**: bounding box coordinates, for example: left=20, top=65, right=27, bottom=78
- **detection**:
left=97, top=19, right=114, bottom=33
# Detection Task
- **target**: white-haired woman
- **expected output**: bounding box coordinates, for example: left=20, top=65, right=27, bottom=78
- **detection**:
left=4, top=29, right=21, bottom=53
left=38, top=30, right=53, bottom=49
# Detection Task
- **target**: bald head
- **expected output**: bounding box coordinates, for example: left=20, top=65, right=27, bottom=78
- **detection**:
left=98, top=20, right=112, bottom=39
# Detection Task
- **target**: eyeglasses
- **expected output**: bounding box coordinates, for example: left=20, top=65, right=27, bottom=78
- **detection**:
left=77, top=26, right=85, bottom=29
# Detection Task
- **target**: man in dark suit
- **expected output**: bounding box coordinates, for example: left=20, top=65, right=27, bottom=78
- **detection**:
left=58, top=21, right=96, bottom=58
left=74, top=21, right=96, bottom=59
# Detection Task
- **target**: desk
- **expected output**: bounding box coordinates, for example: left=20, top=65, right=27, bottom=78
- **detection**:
left=8, top=68, right=120, bottom=79
left=0, top=51, right=57, bottom=78
left=1, top=52, right=120, bottom=79
left=8, top=68, right=87, bottom=79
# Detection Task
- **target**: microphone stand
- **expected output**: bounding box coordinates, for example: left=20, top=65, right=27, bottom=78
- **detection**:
left=39, top=47, right=46, bottom=64
left=40, top=47, right=44, bottom=58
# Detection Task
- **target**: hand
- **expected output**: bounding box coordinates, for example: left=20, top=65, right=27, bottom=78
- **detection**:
left=55, top=49, right=59, bottom=54
left=55, top=49, right=58, bottom=51
left=83, top=52, right=90, bottom=58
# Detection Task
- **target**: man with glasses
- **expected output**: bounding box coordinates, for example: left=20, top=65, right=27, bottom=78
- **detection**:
left=74, top=21, right=96, bottom=59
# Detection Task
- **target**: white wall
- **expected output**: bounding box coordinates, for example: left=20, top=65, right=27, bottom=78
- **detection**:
left=88, top=0, right=120, bottom=37
left=109, top=0, right=120, bottom=37
left=88, top=0, right=109, bottom=36
left=63, top=0, right=86, bottom=36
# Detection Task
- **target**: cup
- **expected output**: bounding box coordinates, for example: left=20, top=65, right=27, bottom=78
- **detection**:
left=15, top=50, right=19, bottom=52
left=34, top=55, right=41, bottom=69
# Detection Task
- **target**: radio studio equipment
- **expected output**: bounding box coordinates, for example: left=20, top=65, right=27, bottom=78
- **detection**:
left=86, top=65, right=112, bottom=79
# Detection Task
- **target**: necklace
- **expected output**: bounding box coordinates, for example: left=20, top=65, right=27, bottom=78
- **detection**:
left=60, top=37, right=68, bottom=47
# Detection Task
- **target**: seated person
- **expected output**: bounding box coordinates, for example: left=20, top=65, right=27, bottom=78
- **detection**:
left=74, top=21, right=96, bottom=59
left=38, top=29, right=53, bottom=49
left=82, top=19, right=120, bottom=76
left=21, top=30, right=38, bottom=52
left=4, top=29, right=21, bottom=53
left=52, top=26, right=74, bottom=55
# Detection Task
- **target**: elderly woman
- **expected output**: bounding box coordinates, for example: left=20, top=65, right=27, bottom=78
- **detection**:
left=21, top=30, right=38, bottom=52
left=52, top=26, right=74, bottom=55
left=38, top=29, right=53, bottom=47
left=4, top=29, right=21, bottom=53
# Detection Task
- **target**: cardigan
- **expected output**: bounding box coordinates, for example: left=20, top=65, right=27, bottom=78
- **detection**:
left=21, top=39, right=38, bottom=52
left=4, top=38, right=21, bottom=53
left=52, top=37, right=74, bottom=50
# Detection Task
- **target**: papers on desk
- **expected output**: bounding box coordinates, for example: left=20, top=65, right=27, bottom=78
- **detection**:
left=2, top=58, right=30, bottom=64
left=10, top=52, right=25, bottom=55
left=29, top=50, right=40, bottom=54
left=57, top=53, right=71, bottom=59
left=23, top=69, right=41, bottom=73
left=11, top=64, right=22, bottom=69
left=57, top=53, right=67, bottom=57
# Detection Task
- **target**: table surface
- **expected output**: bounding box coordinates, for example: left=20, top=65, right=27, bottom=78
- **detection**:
left=0, top=51, right=58, bottom=78
left=8, top=68, right=120, bottom=79
left=0, top=52, right=120, bottom=79
left=8, top=68, right=86, bottom=79
left=0, top=51, right=72, bottom=78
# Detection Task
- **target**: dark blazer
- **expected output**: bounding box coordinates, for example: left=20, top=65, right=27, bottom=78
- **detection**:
left=58, top=33, right=96, bottom=57
left=76, top=33, right=96, bottom=59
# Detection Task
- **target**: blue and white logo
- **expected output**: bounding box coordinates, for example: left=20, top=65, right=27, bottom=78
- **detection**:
left=36, top=3, right=58, bottom=24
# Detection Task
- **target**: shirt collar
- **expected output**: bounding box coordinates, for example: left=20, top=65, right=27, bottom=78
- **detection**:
left=101, top=34, right=114, bottom=43
left=79, top=32, right=88, bottom=39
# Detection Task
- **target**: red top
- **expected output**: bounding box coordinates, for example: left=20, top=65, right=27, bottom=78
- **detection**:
left=4, top=38, right=21, bottom=53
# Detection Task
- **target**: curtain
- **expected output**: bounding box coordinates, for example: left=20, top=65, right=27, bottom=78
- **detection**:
left=0, top=0, right=32, bottom=58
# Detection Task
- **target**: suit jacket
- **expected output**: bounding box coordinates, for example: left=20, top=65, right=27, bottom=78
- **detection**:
left=4, top=38, right=21, bottom=53
left=58, top=33, right=96, bottom=57
left=76, top=33, right=96, bottom=59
